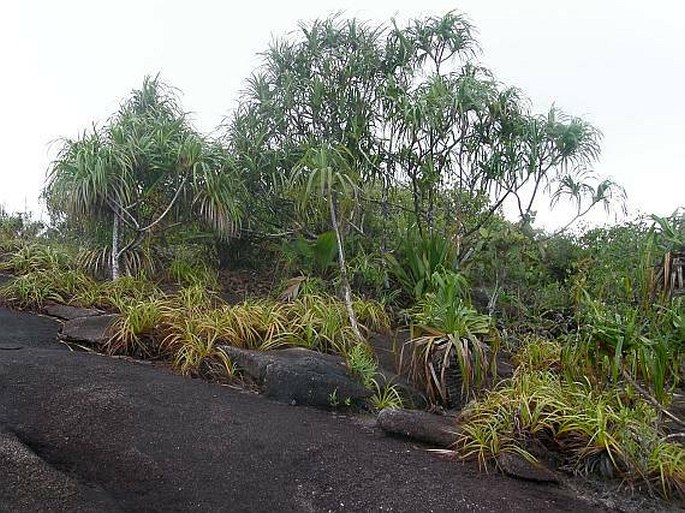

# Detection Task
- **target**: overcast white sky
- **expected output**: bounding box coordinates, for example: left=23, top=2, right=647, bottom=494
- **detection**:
left=1, top=0, right=683, bottom=229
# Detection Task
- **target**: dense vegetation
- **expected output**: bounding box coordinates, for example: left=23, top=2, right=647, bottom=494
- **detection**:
left=1, top=11, right=683, bottom=501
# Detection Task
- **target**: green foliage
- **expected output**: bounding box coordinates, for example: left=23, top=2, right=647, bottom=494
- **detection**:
left=649, top=212, right=685, bottom=252
left=160, top=293, right=389, bottom=357
left=0, top=240, right=80, bottom=312
left=229, top=11, right=621, bottom=274
left=166, top=245, right=219, bottom=289
left=0, top=243, right=76, bottom=274
left=0, top=210, right=44, bottom=256
left=78, top=275, right=164, bottom=309
left=106, top=298, right=163, bottom=356
left=458, top=339, right=685, bottom=499
left=1, top=272, right=63, bottom=308
left=45, top=75, right=244, bottom=279
left=513, top=336, right=562, bottom=373
left=387, top=231, right=458, bottom=301
left=369, top=379, right=404, bottom=411
left=576, top=218, right=654, bottom=308
left=345, top=343, right=377, bottom=388
left=403, top=271, right=495, bottom=405
left=172, top=332, right=235, bottom=380
left=282, top=232, right=338, bottom=276
left=568, top=290, right=682, bottom=402
left=348, top=248, right=387, bottom=296
left=0, top=268, right=95, bottom=309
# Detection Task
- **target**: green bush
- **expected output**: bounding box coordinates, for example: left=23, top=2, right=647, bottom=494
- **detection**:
left=458, top=341, right=685, bottom=499
left=403, top=270, right=496, bottom=406
left=387, top=230, right=457, bottom=302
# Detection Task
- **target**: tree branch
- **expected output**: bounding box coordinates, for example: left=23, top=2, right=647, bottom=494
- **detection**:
left=622, top=370, right=685, bottom=429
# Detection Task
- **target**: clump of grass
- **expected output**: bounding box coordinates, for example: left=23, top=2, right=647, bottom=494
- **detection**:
left=162, top=243, right=220, bottom=289
left=77, top=275, right=163, bottom=309
left=171, top=330, right=235, bottom=379
left=0, top=269, right=95, bottom=309
left=647, top=439, right=685, bottom=498
left=173, top=294, right=389, bottom=353
left=513, top=336, right=562, bottom=373
left=457, top=339, right=685, bottom=499
left=173, top=284, right=217, bottom=311
left=105, top=298, right=164, bottom=356
left=168, top=257, right=219, bottom=289
left=0, top=243, right=76, bottom=274
left=369, top=379, right=404, bottom=411
left=0, top=272, right=65, bottom=308
left=193, top=300, right=292, bottom=350
left=0, top=242, right=94, bottom=309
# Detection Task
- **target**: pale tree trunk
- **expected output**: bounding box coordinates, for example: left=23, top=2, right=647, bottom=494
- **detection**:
left=111, top=212, right=121, bottom=280
left=380, top=178, right=390, bottom=289
left=328, top=192, right=363, bottom=341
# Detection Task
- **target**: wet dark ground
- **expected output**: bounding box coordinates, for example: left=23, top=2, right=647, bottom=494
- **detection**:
left=0, top=306, right=613, bottom=512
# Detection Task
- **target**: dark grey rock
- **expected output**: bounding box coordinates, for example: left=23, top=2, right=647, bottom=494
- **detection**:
left=219, top=346, right=371, bottom=409
left=60, top=314, right=118, bottom=346
left=497, top=453, right=559, bottom=484
left=0, top=273, right=12, bottom=287
left=496, top=352, right=515, bottom=380
left=377, top=408, right=459, bottom=448
left=0, top=429, right=122, bottom=512
left=471, top=288, right=490, bottom=312
left=44, top=303, right=104, bottom=321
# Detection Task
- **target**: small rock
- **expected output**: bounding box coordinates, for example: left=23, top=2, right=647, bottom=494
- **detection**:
left=59, top=314, right=119, bottom=346
left=377, top=408, right=459, bottom=448
left=44, top=303, right=104, bottom=321
left=496, top=453, right=559, bottom=484
left=0, top=273, right=13, bottom=287
left=495, top=352, right=515, bottom=380
left=219, top=346, right=371, bottom=409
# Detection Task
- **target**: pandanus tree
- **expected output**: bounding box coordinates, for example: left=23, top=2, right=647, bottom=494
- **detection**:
left=45, top=76, right=243, bottom=279
left=291, top=144, right=363, bottom=339
left=228, top=12, right=623, bottom=254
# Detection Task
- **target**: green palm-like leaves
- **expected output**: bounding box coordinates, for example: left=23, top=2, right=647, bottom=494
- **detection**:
left=45, top=76, right=244, bottom=278
left=403, top=271, right=495, bottom=405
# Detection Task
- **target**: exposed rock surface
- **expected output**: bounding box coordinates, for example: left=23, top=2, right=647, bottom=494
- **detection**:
left=0, top=429, right=121, bottom=512
left=0, top=305, right=610, bottom=513
left=497, top=453, right=560, bottom=484
left=219, top=346, right=371, bottom=408
left=59, top=314, right=118, bottom=347
left=377, top=408, right=459, bottom=448
left=0, top=273, right=12, bottom=287
left=44, top=303, right=104, bottom=321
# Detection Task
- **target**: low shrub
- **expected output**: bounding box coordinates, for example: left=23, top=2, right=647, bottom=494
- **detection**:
left=458, top=339, right=685, bottom=499
left=0, top=269, right=95, bottom=309
left=402, top=271, right=497, bottom=406
left=0, top=243, right=76, bottom=274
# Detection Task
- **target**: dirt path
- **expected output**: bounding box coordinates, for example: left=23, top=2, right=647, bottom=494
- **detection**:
left=0, top=307, right=609, bottom=512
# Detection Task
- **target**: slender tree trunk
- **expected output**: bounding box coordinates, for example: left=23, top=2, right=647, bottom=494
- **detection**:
left=329, top=192, right=363, bottom=341
left=410, top=174, right=424, bottom=237
left=380, top=178, right=390, bottom=289
left=111, top=212, right=121, bottom=280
